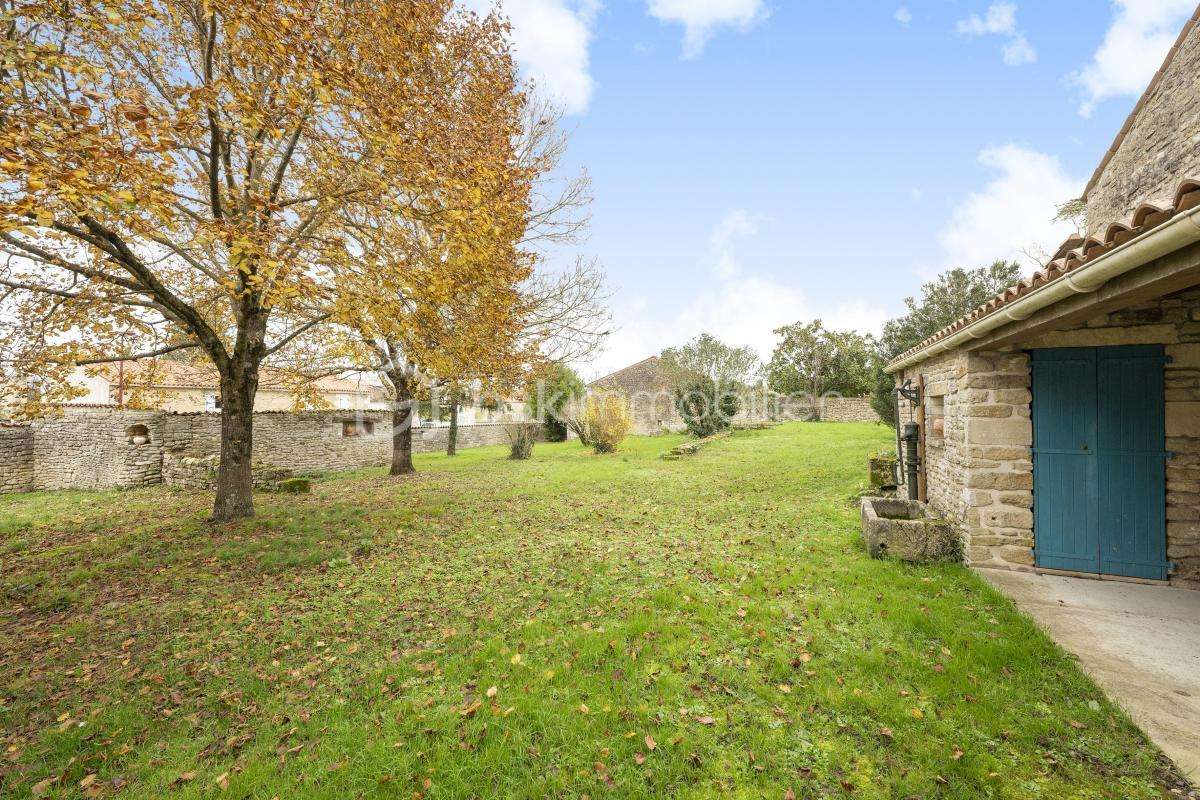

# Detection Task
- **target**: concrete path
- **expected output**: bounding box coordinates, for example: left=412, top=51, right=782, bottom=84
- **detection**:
left=981, top=569, right=1200, bottom=783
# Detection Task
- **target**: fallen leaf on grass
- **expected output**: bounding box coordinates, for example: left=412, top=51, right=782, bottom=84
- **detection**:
left=31, top=778, right=55, bottom=798
left=644, top=734, right=656, bottom=751
left=952, top=747, right=964, bottom=761
left=695, top=715, right=715, bottom=725
left=486, top=686, right=498, bottom=698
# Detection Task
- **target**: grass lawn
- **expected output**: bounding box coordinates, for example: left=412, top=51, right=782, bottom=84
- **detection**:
left=0, top=423, right=1189, bottom=798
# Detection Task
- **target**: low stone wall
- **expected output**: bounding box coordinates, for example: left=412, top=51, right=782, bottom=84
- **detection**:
left=1, top=407, right=530, bottom=495
left=161, top=411, right=395, bottom=475
left=0, top=426, right=33, bottom=493
left=412, top=423, right=519, bottom=453
left=31, top=407, right=164, bottom=491
left=818, top=396, right=880, bottom=423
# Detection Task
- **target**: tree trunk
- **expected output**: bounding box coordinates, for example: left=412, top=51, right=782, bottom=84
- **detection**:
left=447, top=401, right=458, bottom=456
left=390, top=375, right=415, bottom=476
left=212, top=373, right=258, bottom=522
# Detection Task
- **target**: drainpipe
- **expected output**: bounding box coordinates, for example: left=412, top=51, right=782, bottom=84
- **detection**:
left=886, top=204, right=1200, bottom=374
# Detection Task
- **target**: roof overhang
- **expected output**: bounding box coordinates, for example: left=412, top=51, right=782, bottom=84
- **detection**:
left=885, top=204, right=1200, bottom=374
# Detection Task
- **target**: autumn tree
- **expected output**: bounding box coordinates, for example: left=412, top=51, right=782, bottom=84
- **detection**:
left=335, top=95, right=609, bottom=473
left=0, top=0, right=524, bottom=518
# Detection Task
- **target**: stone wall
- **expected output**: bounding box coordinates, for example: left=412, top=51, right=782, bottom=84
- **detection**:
left=0, top=426, right=33, bottom=493
left=900, top=287, right=1200, bottom=587
left=1085, top=12, right=1200, bottom=231
left=161, top=411, right=394, bottom=475
left=30, top=407, right=164, bottom=491
left=818, top=396, right=881, bottom=423
left=901, top=350, right=1033, bottom=571
left=908, top=350, right=970, bottom=528
left=2, top=408, right=531, bottom=495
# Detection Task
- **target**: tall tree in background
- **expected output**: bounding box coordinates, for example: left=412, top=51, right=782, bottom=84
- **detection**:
left=527, top=362, right=585, bottom=441
left=871, top=261, right=1023, bottom=425
left=660, top=333, right=759, bottom=388
left=0, top=0, right=524, bottom=519
left=334, top=95, right=609, bottom=473
left=766, top=321, right=875, bottom=399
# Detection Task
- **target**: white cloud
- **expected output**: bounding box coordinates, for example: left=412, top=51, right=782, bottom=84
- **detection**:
left=710, top=209, right=761, bottom=280
left=645, top=0, right=768, bottom=59
left=1069, top=0, right=1195, bottom=117
left=462, top=0, right=600, bottom=114
left=937, top=144, right=1085, bottom=274
left=957, top=2, right=1017, bottom=35
left=1002, top=35, right=1036, bottom=65
left=894, top=7, right=913, bottom=25
left=956, top=3, right=1037, bottom=65
left=586, top=210, right=887, bottom=379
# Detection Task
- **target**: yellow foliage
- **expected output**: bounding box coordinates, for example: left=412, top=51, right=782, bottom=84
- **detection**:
left=583, top=394, right=632, bottom=454
left=0, top=0, right=532, bottom=419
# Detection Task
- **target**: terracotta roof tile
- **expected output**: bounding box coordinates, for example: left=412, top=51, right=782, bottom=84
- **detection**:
left=888, top=175, right=1200, bottom=369
left=95, top=360, right=370, bottom=394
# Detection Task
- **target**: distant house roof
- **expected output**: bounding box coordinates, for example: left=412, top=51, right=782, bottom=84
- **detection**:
left=587, top=356, right=662, bottom=389
left=1083, top=3, right=1200, bottom=200
left=95, top=361, right=372, bottom=395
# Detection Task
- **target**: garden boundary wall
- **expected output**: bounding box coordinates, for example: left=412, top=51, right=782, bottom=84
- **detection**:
left=0, top=407, right=524, bottom=493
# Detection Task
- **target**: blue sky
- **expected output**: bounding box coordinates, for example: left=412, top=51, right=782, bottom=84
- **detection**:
left=473, top=0, right=1199, bottom=378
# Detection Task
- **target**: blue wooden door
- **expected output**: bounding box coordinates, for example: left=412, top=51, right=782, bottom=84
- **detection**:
left=1031, top=346, right=1168, bottom=580
left=1096, top=346, right=1168, bottom=580
left=1032, top=348, right=1099, bottom=574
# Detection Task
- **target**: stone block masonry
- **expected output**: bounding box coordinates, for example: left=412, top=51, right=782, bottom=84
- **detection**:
left=0, top=407, right=528, bottom=495
left=31, top=407, right=164, bottom=490
left=818, top=396, right=881, bottom=423
left=901, top=287, right=1200, bottom=588
left=0, top=426, right=33, bottom=493
left=1085, top=9, right=1200, bottom=232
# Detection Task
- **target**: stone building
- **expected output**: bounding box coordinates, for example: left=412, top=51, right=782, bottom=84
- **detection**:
left=587, top=356, right=683, bottom=434
left=886, top=6, right=1200, bottom=588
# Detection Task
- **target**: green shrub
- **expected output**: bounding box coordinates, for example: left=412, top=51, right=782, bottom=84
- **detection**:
left=672, top=377, right=740, bottom=438
left=506, top=422, right=538, bottom=460
left=527, top=364, right=585, bottom=443
left=276, top=478, right=311, bottom=494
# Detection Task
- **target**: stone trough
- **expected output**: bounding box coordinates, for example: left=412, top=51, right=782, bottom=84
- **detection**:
left=860, top=497, right=961, bottom=564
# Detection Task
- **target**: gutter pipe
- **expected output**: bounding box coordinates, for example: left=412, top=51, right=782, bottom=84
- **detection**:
left=886, top=204, right=1200, bottom=374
